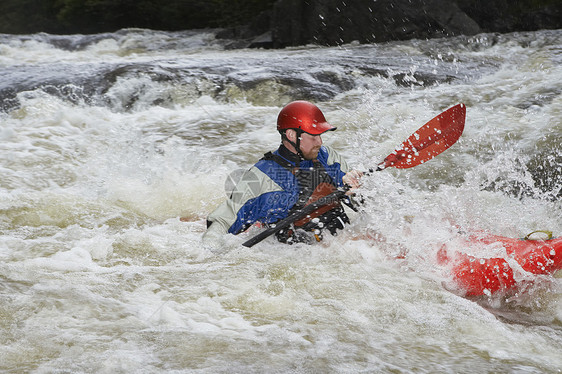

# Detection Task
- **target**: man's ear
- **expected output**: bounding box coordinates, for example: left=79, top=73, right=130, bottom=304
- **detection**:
left=285, top=129, right=296, bottom=142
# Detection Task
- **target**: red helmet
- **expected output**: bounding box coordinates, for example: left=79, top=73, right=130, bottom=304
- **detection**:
left=277, top=101, right=337, bottom=135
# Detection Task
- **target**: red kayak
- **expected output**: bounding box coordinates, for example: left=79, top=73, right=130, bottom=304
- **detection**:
left=437, top=232, right=562, bottom=297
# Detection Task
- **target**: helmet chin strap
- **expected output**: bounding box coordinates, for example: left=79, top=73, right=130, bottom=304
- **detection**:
left=282, top=130, right=305, bottom=164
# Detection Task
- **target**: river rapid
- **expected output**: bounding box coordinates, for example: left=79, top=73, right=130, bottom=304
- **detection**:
left=1, top=28, right=561, bottom=373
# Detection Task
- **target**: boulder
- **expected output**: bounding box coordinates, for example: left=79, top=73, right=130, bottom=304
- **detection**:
left=456, top=0, right=562, bottom=32
left=226, top=0, right=561, bottom=49
left=271, top=0, right=482, bottom=48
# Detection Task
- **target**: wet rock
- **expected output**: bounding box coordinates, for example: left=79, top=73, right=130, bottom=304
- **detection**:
left=216, top=9, right=274, bottom=49
left=226, top=0, right=561, bottom=48
left=248, top=31, right=273, bottom=49
left=271, top=0, right=482, bottom=47
left=456, top=0, right=562, bottom=33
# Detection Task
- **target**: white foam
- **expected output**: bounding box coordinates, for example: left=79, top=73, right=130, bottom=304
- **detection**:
left=1, top=29, right=561, bottom=374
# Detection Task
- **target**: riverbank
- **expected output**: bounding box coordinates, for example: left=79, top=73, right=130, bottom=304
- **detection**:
left=1, top=0, right=560, bottom=49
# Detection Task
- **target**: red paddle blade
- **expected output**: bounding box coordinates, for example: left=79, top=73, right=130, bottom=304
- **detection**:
left=378, top=103, right=466, bottom=170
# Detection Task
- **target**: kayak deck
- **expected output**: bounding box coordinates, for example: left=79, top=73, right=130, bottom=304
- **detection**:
left=437, top=235, right=562, bottom=297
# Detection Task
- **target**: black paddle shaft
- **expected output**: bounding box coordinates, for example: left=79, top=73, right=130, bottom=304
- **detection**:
left=242, top=189, right=346, bottom=248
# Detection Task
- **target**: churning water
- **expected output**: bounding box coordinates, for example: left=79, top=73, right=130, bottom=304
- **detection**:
left=1, top=28, right=561, bottom=373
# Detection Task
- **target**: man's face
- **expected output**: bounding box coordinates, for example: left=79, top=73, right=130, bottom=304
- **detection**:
left=298, top=132, right=323, bottom=160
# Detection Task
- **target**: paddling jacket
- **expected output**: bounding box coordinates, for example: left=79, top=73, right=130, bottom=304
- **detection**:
left=204, top=145, right=351, bottom=243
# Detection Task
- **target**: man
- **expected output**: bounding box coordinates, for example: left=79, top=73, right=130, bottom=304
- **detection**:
left=203, top=100, right=362, bottom=246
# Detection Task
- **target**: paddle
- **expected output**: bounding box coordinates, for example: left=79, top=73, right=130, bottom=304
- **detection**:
left=242, top=103, right=466, bottom=248
left=374, top=103, right=466, bottom=171
left=242, top=189, right=347, bottom=248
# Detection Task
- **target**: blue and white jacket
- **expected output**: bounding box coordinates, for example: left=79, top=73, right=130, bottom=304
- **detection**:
left=204, top=145, right=351, bottom=239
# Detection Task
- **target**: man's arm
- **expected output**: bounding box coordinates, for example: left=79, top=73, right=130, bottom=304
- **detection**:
left=323, top=145, right=362, bottom=191
left=202, top=165, right=285, bottom=244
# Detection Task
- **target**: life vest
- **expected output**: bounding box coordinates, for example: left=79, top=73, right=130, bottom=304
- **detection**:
left=261, top=152, right=349, bottom=243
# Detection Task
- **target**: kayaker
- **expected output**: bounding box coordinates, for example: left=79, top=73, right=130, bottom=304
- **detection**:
left=202, top=100, right=362, bottom=246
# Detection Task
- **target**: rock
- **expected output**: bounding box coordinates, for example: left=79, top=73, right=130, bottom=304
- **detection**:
left=271, top=0, right=482, bottom=48
left=248, top=31, right=273, bottom=49
left=216, top=9, right=274, bottom=49
left=219, top=0, right=561, bottom=49
left=522, top=5, right=561, bottom=30
left=457, top=0, right=562, bottom=32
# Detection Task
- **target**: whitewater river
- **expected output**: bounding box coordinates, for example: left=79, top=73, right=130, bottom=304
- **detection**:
left=1, top=28, right=561, bottom=373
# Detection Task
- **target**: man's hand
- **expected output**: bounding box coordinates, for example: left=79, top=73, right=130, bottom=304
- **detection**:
left=342, top=170, right=363, bottom=193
